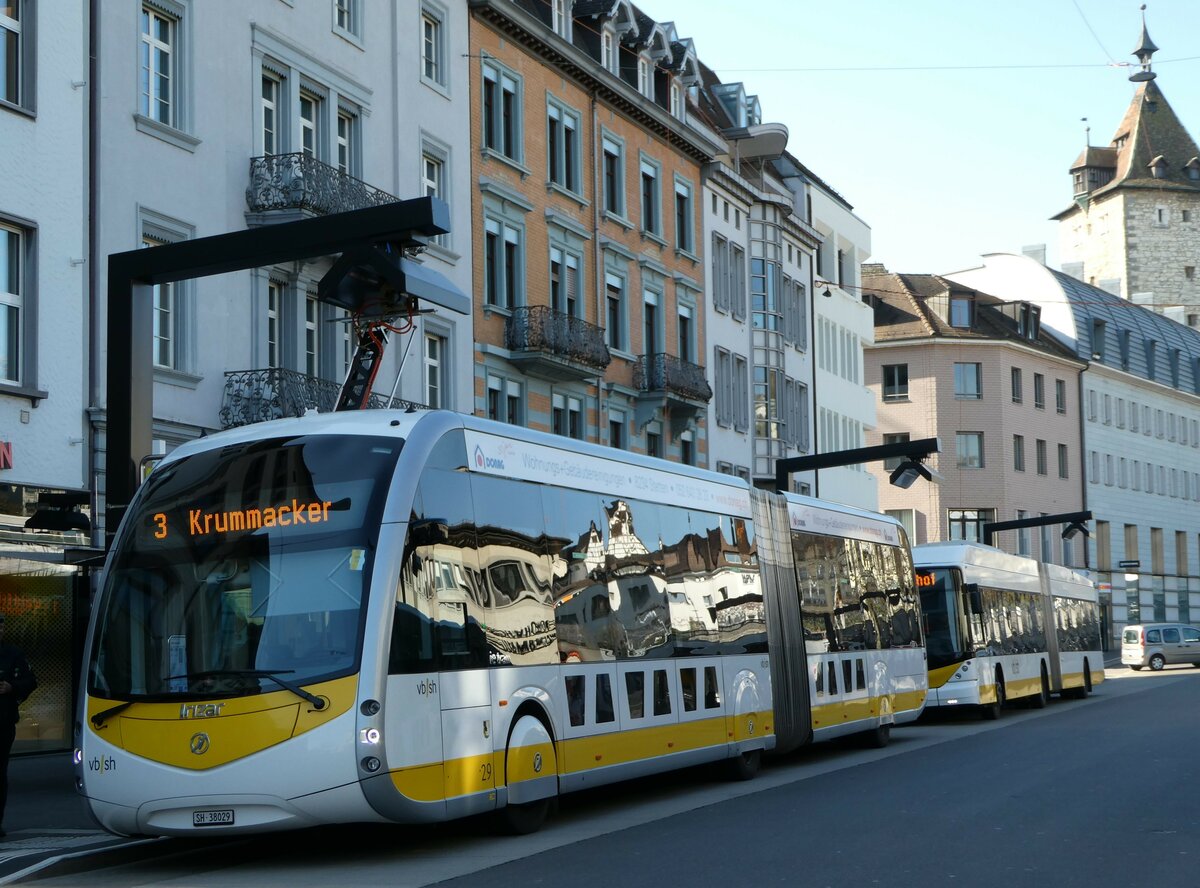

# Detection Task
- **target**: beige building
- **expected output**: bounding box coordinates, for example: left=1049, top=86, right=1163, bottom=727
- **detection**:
left=862, top=270, right=1086, bottom=561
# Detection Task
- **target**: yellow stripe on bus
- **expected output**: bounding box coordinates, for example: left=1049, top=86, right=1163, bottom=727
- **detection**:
left=927, top=662, right=961, bottom=690
left=811, top=690, right=925, bottom=730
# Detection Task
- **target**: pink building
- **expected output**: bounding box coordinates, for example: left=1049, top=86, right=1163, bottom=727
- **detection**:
left=862, top=270, right=1087, bottom=564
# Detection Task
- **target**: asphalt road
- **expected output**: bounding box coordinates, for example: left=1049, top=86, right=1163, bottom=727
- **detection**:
left=33, top=666, right=1200, bottom=888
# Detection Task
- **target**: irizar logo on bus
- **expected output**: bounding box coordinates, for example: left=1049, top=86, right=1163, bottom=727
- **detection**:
left=180, top=702, right=225, bottom=719
left=473, top=445, right=505, bottom=471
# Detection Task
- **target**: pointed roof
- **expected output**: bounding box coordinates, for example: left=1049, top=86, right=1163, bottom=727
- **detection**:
left=1104, top=79, right=1200, bottom=191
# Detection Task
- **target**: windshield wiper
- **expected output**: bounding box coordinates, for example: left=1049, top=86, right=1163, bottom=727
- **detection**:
left=165, top=669, right=327, bottom=710
left=91, top=701, right=134, bottom=729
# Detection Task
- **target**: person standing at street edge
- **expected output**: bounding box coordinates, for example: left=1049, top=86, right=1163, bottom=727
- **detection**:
left=0, top=614, right=36, bottom=838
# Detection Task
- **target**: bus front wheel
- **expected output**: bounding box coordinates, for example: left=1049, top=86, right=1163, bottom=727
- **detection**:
left=498, top=797, right=552, bottom=835
left=982, top=672, right=1005, bottom=720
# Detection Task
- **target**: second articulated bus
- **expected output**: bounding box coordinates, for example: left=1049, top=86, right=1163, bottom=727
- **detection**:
left=79, top=410, right=926, bottom=836
left=914, top=541, right=1104, bottom=719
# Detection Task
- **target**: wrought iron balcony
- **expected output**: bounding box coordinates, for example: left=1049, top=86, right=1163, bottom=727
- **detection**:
left=220, top=368, right=428, bottom=430
left=505, top=306, right=611, bottom=381
left=245, top=153, right=399, bottom=217
left=634, top=353, right=713, bottom=403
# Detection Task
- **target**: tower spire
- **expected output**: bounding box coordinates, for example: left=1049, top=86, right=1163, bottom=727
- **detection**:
left=1130, top=4, right=1158, bottom=82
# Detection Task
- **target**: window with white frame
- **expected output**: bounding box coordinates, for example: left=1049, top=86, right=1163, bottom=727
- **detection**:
left=421, top=145, right=447, bottom=245
left=484, top=217, right=521, bottom=309
left=637, top=56, right=652, bottom=99
left=605, top=272, right=625, bottom=351
left=642, top=288, right=660, bottom=357
left=640, top=158, right=660, bottom=235
left=482, top=60, right=520, bottom=161
left=674, top=178, right=693, bottom=253
left=1, top=0, right=29, bottom=109
left=261, top=73, right=281, bottom=155
left=304, top=295, right=319, bottom=377
left=609, top=409, right=626, bottom=449
left=420, top=4, right=446, bottom=87
left=669, top=81, right=684, bottom=119
left=547, top=100, right=580, bottom=193
left=680, top=429, right=694, bottom=465
left=601, top=27, right=618, bottom=74
left=552, top=392, right=584, bottom=439
left=140, top=3, right=178, bottom=126
left=336, top=109, right=356, bottom=174
left=140, top=211, right=195, bottom=377
left=602, top=135, right=624, bottom=217
left=677, top=303, right=694, bottom=363
left=423, top=332, right=445, bottom=408
left=549, top=247, right=580, bottom=317
left=299, top=89, right=321, bottom=158
left=551, top=0, right=570, bottom=38
left=334, top=0, right=361, bottom=39
left=0, top=222, right=25, bottom=385
left=486, top=375, right=521, bottom=423
left=266, top=280, right=283, bottom=369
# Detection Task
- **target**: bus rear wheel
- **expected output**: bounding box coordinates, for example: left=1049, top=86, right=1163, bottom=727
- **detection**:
left=1027, top=665, right=1049, bottom=709
left=862, top=723, right=891, bottom=749
left=1065, top=662, right=1091, bottom=699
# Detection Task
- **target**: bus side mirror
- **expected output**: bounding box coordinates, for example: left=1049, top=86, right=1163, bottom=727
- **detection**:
left=964, top=582, right=983, bottom=613
left=410, top=519, right=449, bottom=546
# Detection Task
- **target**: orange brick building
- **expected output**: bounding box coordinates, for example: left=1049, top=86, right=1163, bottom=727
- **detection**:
left=468, top=0, right=717, bottom=463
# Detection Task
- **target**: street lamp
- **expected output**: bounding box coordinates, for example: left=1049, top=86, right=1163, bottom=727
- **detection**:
left=982, top=511, right=1092, bottom=547
left=888, top=459, right=932, bottom=489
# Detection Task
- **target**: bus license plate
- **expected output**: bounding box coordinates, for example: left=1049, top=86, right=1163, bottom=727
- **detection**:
left=193, top=809, right=234, bottom=827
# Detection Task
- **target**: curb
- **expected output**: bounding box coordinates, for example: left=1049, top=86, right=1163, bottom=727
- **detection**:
left=0, top=837, right=167, bottom=885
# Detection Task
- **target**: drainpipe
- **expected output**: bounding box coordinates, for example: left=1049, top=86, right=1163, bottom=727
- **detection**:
left=87, top=0, right=100, bottom=546
left=809, top=237, right=819, bottom=499
left=591, top=87, right=604, bottom=444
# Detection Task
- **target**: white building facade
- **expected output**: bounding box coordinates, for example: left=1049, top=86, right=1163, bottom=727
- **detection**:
left=0, top=0, right=90, bottom=515
left=949, top=252, right=1200, bottom=642
left=92, top=0, right=473, bottom=535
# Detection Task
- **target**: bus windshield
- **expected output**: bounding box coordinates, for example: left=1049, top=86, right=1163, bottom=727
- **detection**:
left=916, top=567, right=964, bottom=669
left=88, top=434, right=402, bottom=701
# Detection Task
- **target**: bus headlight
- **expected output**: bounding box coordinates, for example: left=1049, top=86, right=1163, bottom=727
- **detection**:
left=359, top=728, right=381, bottom=745
left=73, top=748, right=83, bottom=765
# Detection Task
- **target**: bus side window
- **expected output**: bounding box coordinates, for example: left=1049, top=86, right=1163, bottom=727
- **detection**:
left=626, top=672, right=645, bottom=719
left=680, top=667, right=697, bottom=712
left=652, top=668, right=671, bottom=715
left=566, top=675, right=586, bottom=727
left=704, top=666, right=721, bottom=708
left=596, top=673, right=615, bottom=723
left=827, top=661, right=838, bottom=695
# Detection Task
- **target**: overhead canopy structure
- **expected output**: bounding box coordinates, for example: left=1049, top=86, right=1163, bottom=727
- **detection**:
left=105, top=196, right=459, bottom=543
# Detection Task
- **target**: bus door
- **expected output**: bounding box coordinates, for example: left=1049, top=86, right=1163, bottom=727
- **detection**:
left=1037, top=565, right=1063, bottom=692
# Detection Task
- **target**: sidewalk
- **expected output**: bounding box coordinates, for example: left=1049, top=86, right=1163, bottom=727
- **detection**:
left=0, top=753, right=152, bottom=884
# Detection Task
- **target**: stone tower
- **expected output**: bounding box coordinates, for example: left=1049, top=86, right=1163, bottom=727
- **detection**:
left=1053, top=11, right=1200, bottom=327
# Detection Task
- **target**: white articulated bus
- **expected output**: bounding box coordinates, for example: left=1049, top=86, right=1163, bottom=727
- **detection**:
left=913, top=541, right=1104, bottom=719
left=79, top=410, right=926, bottom=837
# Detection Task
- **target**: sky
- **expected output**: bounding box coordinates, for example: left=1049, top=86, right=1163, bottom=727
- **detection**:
left=641, top=0, right=1200, bottom=276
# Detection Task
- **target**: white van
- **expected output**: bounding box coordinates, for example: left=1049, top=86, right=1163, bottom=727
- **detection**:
left=1121, top=623, right=1200, bottom=671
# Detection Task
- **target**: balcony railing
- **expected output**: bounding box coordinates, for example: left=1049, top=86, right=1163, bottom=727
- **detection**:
left=505, top=306, right=611, bottom=373
left=245, top=153, right=399, bottom=216
left=633, top=353, right=713, bottom=403
left=220, top=368, right=428, bottom=430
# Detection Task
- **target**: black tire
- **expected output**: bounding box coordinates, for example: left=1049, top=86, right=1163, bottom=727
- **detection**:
left=1129, top=665, right=1142, bottom=671
left=862, top=723, right=891, bottom=749
left=725, top=748, right=762, bottom=781
left=497, top=797, right=552, bottom=835
left=1149, top=653, right=1166, bottom=671
left=981, top=672, right=1005, bottom=720
left=1027, top=666, right=1049, bottom=709
left=1065, top=662, right=1091, bottom=699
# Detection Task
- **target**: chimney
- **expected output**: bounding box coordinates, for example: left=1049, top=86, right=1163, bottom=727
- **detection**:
left=1021, top=244, right=1047, bottom=265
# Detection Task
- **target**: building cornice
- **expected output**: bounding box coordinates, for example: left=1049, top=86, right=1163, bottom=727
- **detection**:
left=469, top=0, right=720, bottom=164
left=866, top=337, right=1087, bottom=370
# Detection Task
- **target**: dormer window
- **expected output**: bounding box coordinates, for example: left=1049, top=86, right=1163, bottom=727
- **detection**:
left=1020, top=303, right=1040, bottom=340
left=601, top=28, right=617, bottom=74
left=1186, top=157, right=1200, bottom=181
left=551, top=0, right=570, bottom=39
left=669, top=81, right=684, bottom=119
left=1090, top=318, right=1106, bottom=360
left=949, top=293, right=973, bottom=328
left=637, top=57, right=653, bottom=99
left=1149, top=155, right=1167, bottom=179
